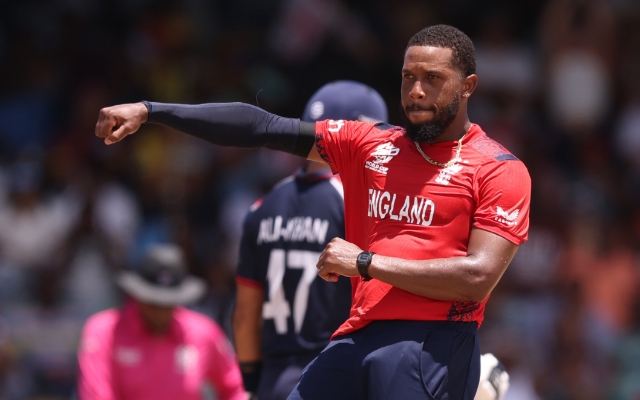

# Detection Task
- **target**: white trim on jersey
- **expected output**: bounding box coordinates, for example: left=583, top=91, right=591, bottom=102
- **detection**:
left=272, top=175, right=295, bottom=190
left=329, top=177, right=344, bottom=199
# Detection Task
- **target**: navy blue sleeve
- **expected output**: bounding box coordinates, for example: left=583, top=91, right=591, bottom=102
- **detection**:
left=143, top=102, right=316, bottom=157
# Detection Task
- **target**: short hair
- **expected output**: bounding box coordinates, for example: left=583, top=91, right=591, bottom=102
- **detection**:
left=406, top=24, right=476, bottom=77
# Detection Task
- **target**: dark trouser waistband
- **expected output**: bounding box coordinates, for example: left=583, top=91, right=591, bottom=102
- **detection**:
left=336, top=319, right=478, bottom=339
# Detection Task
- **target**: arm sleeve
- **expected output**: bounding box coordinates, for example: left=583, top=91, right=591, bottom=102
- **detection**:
left=472, top=160, right=531, bottom=245
left=143, top=102, right=314, bottom=157
left=77, top=316, right=117, bottom=400
left=206, top=324, right=247, bottom=400
left=313, top=120, right=380, bottom=174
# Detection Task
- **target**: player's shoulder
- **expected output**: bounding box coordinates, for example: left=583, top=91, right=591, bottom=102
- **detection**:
left=78, top=309, right=121, bottom=355
left=336, top=120, right=403, bottom=137
left=247, top=176, right=296, bottom=215
left=372, top=121, right=397, bottom=131
left=369, top=122, right=406, bottom=139
left=82, top=308, right=121, bottom=335
left=466, top=125, right=528, bottom=170
left=466, top=126, right=518, bottom=161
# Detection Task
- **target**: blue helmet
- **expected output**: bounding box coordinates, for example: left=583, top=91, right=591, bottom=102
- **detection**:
left=302, top=80, right=388, bottom=124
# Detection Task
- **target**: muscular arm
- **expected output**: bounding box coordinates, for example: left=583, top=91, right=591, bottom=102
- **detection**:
left=95, top=102, right=323, bottom=161
left=317, top=228, right=518, bottom=302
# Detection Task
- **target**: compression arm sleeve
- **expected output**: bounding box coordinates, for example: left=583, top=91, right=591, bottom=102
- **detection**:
left=143, top=101, right=316, bottom=158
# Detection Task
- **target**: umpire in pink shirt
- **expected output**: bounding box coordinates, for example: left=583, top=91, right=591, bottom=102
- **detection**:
left=78, top=244, right=246, bottom=400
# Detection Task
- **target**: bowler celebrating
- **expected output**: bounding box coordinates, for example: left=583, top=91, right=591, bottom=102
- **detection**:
left=95, top=25, right=530, bottom=400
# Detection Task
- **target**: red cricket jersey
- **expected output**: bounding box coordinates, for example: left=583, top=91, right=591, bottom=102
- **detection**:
left=314, top=120, right=531, bottom=338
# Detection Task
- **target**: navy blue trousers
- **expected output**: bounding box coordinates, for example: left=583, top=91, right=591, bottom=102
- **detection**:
left=286, top=320, right=480, bottom=400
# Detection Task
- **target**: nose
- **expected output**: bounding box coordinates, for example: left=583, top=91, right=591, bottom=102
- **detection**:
left=409, top=81, right=425, bottom=100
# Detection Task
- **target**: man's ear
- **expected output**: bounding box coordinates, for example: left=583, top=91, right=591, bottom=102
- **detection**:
left=462, top=74, right=478, bottom=98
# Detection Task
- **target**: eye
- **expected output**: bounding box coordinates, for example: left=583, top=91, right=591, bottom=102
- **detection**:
left=428, top=74, right=438, bottom=80
left=403, top=73, right=414, bottom=80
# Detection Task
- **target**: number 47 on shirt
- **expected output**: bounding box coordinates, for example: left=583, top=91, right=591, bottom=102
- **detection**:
left=262, top=249, right=320, bottom=334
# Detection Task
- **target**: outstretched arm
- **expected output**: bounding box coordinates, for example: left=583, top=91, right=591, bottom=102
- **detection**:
left=95, top=102, right=323, bottom=161
left=316, top=228, right=518, bottom=302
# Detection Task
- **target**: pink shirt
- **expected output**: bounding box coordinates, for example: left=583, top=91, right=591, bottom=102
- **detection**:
left=78, top=301, right=245, bottom=400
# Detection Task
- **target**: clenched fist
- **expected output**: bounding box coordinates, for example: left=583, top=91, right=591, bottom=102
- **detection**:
left=316, top=238, right=364, bottom=282
left=95, top=102, right=148, bottom=145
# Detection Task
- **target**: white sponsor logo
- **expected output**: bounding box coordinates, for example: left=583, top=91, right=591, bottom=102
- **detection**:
left=365, top=143, right=400, bottom=175
left=257, top=216, right=329, bottom=244
left=495, top=206, right=519, bottom=226
left=310, top=101, right=324, bottom=119
left=327, top=119, right=344, bottom=132
left=115, top=347, right=141, bottom=366
left=175, top=345, right=199, bottom=373
left=368, top=189, right=435, bottom=226
left=435, top=161, right=464, bottom=185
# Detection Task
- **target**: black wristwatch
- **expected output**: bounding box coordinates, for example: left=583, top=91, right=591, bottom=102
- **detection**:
left=356, top=251, right=375, bottom=281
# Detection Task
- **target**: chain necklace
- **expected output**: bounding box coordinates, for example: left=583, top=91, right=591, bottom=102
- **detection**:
left=414, top=131, right=468, bottom=168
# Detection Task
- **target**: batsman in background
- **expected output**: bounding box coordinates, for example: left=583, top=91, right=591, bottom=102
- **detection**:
left=232, top=81, right=388, bottom=400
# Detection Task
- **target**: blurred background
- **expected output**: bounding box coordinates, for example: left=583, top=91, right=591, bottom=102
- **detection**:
left=0, top=0, right=640, bottom=398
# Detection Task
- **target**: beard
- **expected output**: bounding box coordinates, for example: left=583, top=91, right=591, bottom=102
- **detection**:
left=403, top=92, right=461, bottom=143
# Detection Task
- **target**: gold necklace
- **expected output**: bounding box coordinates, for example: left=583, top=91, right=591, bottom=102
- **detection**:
left=414, top=132, right=467, bottom=168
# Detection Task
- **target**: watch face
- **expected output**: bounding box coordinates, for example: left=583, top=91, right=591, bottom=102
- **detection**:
left=357, top=253, right=370, bottom=265
left=357, top=252, right=372, bottom=281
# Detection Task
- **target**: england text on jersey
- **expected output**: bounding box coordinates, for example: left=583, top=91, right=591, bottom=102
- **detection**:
left=367, top=189, right=435, bottom=226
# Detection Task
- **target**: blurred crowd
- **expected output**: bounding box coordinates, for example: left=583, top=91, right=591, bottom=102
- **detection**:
left=1, top=0, right=640, bottom=399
